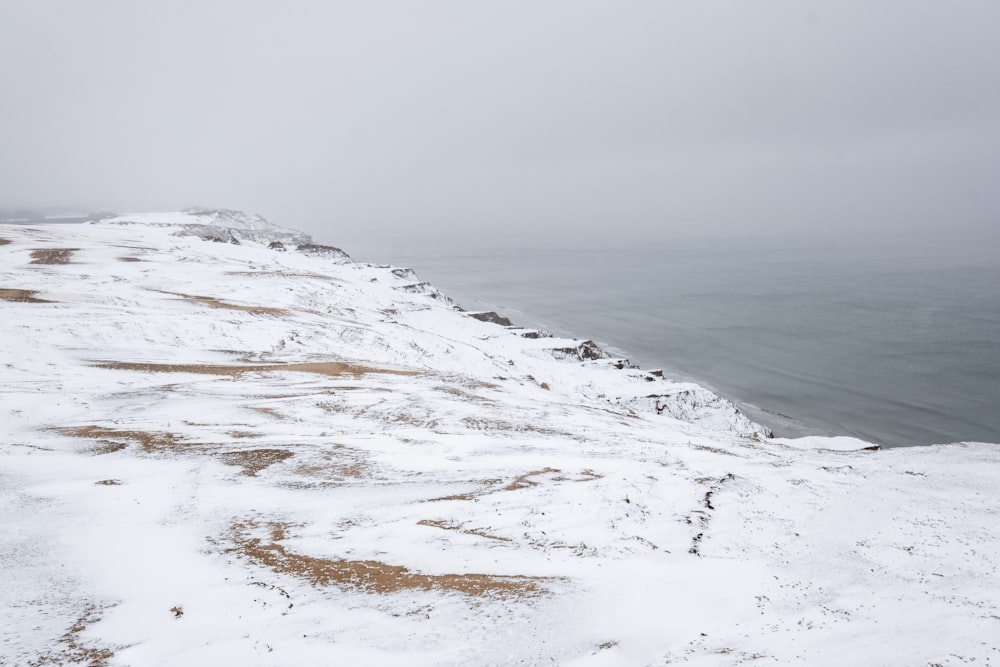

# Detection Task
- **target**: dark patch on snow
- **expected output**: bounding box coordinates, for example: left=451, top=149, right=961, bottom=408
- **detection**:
left=394, top=282, right=456, bottom=305
left=391, top=267, right=419, bottom=281
left=468, top=311, right=513, bottom=327
left=518, top=329, right=552, bottom=339
left=551, top=340, right=607, bottom=362
left=689, top=473, right=737, bottom=555
left=296, top=243, right=351, bottom=261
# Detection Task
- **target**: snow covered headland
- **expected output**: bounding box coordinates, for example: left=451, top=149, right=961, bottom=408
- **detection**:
left=2, top=210, right=998, bottom=666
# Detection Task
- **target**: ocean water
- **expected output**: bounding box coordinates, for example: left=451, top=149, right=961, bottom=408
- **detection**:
left=342, top=234, right=1000, bottom=447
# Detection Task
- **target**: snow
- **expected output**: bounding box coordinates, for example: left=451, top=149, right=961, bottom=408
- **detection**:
left=1, top=212, right=998, bottom=666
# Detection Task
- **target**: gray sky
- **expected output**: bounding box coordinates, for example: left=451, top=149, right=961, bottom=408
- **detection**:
left=1, top=1, right=998, bottom=248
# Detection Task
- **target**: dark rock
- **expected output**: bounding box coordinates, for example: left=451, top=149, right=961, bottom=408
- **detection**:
left=519, top=329, right=552, bottom=339
left=393, top=282, right=456, bottom=305
left=551, top=340, right=607, bottom=362
left=391, top=267, right=419, bottom=281
left=296, top=243, right=351, bottom=261
left=468, top=311, right=513, bottom=327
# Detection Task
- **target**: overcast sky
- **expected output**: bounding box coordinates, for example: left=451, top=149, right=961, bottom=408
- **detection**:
left=1, top=1, right=998, bottom=248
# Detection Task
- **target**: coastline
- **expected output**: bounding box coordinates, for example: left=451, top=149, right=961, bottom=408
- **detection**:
left=337, top=237, right=1000, bottom=448
left=411, top=275, right=812, bottom=442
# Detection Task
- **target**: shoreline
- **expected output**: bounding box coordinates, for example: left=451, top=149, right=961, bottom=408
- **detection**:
left=339, top=239, right=1000, bottom=449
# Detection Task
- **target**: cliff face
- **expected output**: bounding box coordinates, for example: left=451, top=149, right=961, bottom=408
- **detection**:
left=2, top=212, right=998, bottom=666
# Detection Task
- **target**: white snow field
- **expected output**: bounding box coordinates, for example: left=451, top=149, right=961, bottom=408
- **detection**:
left=1, top=210, right=998, bottom=666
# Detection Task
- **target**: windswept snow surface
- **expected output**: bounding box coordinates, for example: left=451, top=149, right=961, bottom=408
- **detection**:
left=1, top=211, right=998, bottom=666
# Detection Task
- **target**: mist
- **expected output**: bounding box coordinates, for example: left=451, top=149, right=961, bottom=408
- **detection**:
left=1, top=1, right=998, bottom=251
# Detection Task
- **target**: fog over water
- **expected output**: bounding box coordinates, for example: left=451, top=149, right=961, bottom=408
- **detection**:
left=2, top=2, right=998, bottom=444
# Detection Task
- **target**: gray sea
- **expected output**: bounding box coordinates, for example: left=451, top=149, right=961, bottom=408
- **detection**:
left=343, top=233, right=999, bottom=447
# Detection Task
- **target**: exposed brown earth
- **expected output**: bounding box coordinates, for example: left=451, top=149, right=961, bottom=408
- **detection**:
left=227, top=521, right=547, bottom=598
left=219, top=448, right=293, bottom=476
left=425, top=492, right=479, bottom=502
left=0, top=238, right=10, bottom=245
left=89, top=441, right=127, bottom=455
left=426, top=468, right=601, bottom=503
left=458, top=414, right=576, bottom=438
left=57, top=425, right=182, bottom=453
left=30, top=248, right=77, bottom=264
left=552, top=469, right=603, bottom=483
left=117, top=256, right=142, bottom=262
left=226, top=430, right=262, bottom=439
left=27, top=605, right=116, bottom=667
left=417, top=519, right=512, bottom=542
left=159, top=290, right=288, bottom=316
left=94, top=361, right=421, bottom=378
left=0, top=289, right=51, bottom=303
left=292, top=444, right=372, bottom=480
left=504, top=468, right=562, bottom=491
left=226, top=270, right=340, bottom=282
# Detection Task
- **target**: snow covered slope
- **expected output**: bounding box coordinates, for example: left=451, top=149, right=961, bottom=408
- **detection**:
left=1, top=211, right=998, bottom=666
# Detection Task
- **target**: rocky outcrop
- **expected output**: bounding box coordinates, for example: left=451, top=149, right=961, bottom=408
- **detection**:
left=468, top=311, right=513, bottom=327
left=295, top=243, right=351, bottom=262
left=617, top=389, right=772, bottom=439
left=551, top=339, right=607, bottom=362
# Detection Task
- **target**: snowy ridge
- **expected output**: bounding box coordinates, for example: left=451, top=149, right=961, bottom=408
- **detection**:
left=96, top=208, right=313, bottom=246
left=1, top=212, right=998, bottom=666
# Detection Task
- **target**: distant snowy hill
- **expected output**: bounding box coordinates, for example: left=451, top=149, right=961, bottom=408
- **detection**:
left=96, top=207, right=314, bottom=246
left=1, top=211, right=998, bottom=666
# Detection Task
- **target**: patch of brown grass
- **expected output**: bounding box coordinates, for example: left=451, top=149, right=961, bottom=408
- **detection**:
left=253, top=406, right=283, bottom=419
left=159, top=290, right=288, bottom=316
left=504, top=467, right=562, bottom=491
left=292, top=444, right=371, bottom=480
left=227, top=521, right=546, bottom=598
left=0, top=238, right=10, bottom=245
left=0, top=288, right=51, bottom=303
left=56, top=425, right=182, bottom=453
left=227, top=430, right=261, bottom=439
left=27, top=604, right=116, bottom=667
left=219, top=448, right=293, bottom=476
left=690, top=443, right=740, bottom=457
left=417, top=519, right=511, bottom=542
left=95, top=361, right=420, bottom=378
left=30, top=248, right=77, bottom=264
left=391, top=413, right=441, bottom=429
left=94, top=479, right=122, bottom=486
left=425, top=468, right=598, bottom=503
left=424, top=492, right=479, bottom=502
left=89, top=441, right=127, bottom=455
left=433, top=386, right=497, bottom=405
left=117, top=256, right=141, bottom=262
left=552, top=469, right=603, bottom=483
left=459, top=417, right=571, bottom=437
left=226, top=270, right=340, bottom=282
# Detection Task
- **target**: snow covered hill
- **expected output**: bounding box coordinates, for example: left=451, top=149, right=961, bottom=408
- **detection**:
left=2, top=211, right=998, bottom=666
